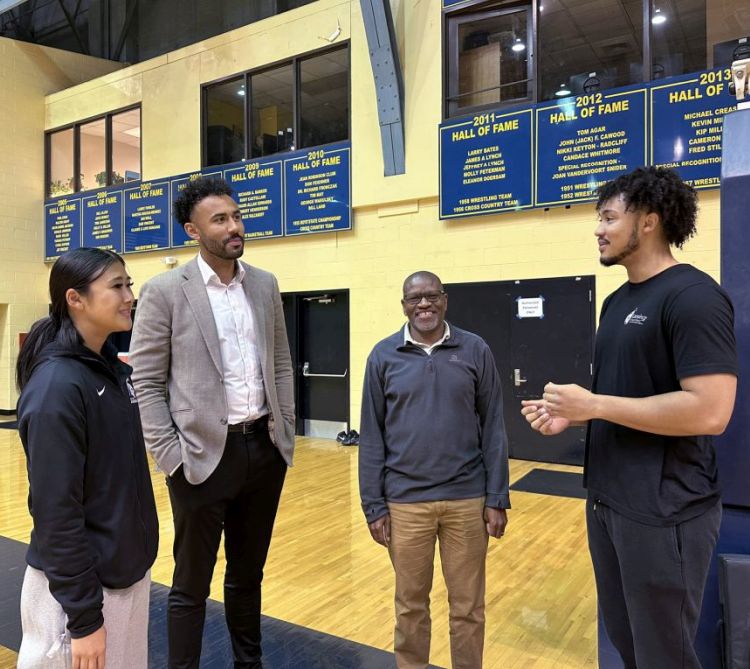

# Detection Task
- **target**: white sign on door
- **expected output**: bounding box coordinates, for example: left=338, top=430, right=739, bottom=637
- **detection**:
left=516, top=296, right=545, bottom=319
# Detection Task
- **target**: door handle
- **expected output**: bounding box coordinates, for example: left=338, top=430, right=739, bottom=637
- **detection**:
left=513, top=368, right=527, bottom=386
left=302, top=362, right=348, bottom=378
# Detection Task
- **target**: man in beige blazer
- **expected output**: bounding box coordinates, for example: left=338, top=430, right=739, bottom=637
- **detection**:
left=129, top=176, right=294, bottom=669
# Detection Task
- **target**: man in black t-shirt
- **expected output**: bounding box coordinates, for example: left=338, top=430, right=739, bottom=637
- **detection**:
left=521, top=167, right=738, bottom=669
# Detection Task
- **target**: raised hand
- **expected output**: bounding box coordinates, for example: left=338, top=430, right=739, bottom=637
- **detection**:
left=521, top=399, right=571, bottom=436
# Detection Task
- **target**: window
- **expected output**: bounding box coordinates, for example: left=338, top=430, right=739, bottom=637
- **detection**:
left=48, top=128, right=75, bottom=197
left=202, top=44, right=349, bottom=167
left=205, top=77, right=246, bottom=166
left=111, top=109, right=142, bottom=183
left=650, top=0, right=750, bottom=76
left=538, top=0, right=643, bottom=101
left=251, top=64, right=294, bottom=158
left=79, top=119, right=105, bottom=192
left=300, top=48, right=350, bottom=148
left=45, top=106, right=141, bottom=198
left=705, top=2, right=750, bottom=68
left=446, top=5, right=533, bottom=117
left=444, top=0, right=749, bottom=116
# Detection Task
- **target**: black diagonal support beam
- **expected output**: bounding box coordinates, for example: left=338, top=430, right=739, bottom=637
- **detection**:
left=112, top=0, right=138, bottom=61
left=359, top=0, right=405, bottom=176
left=55, top=0, right=88, bottom=54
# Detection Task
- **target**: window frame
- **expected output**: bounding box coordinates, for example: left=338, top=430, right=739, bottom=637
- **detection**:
left=444, top=1, right=535, bottom=119
left=44, top=104, right=142, bottom=198
left=201, top=42, right=351, bottom=168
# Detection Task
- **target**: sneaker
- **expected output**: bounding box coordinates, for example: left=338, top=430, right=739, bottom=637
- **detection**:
left=343, top=429, right=359, bottom=446
left=336, top=430, right=347, bottom=443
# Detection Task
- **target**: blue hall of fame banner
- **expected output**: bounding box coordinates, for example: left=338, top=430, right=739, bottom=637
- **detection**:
left=650, top=68, right=736, bottom=189
left=439, top=108, right=533, bottom=219
left=82, top=190, right=123, bottom=252
left=284, top=143, right=351, bottom=236
left=45, top=197, right=82, bottom=260
left=535, top=86, right=647, bottom=206
left=124, top=181, right=170, bottom=253
left=170, top=170, right=222, bottom=248
left=224, top=161, right=283, bottom=240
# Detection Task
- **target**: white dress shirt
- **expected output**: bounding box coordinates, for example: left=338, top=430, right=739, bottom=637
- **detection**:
left=197, top=254, right=267, bottom=424
left=404, top=322, right=451, bottom=355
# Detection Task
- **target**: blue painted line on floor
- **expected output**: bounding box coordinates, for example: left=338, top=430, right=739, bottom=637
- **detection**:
left=0, top=536, right=442, bottom=668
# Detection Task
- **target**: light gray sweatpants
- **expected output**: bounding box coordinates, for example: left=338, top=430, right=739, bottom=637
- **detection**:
left=17, top=566, right=150, bottom=669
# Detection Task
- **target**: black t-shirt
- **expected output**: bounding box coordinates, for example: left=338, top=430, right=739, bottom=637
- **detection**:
left=585, top=264, right=737, bottom=526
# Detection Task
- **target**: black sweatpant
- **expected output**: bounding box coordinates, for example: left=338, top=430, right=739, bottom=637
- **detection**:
left=586, top=497, right=721, bottom=669
left=166, top=425, right=287, bottom=669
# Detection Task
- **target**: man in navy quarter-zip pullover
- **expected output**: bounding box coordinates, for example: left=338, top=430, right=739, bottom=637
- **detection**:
left=359, top=270, right=510, bottom=669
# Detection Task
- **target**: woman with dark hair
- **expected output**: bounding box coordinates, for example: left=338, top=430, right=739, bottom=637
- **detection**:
left=16, top=247, right=158, bottom=669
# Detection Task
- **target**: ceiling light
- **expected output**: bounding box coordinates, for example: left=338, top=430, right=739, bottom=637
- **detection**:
left=237, top=89, right=245, bottom=96
left=556, top=83, right=571, bottom=97
left=651, top=8, right=667, bottom=25
left=512, top=38, right=526, bottom=52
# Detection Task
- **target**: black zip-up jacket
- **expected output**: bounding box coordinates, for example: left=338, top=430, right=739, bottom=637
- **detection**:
left=17, top=341, right=159, bottom=638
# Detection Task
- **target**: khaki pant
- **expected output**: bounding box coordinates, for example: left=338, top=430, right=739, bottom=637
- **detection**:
left=388, top=497, right=488, bottom=669
left=17, top=566, right=150, bottom=669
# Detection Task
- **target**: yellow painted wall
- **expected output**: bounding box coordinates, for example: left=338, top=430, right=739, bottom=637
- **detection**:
left=37, top=0, right=722, bottom=424
left=0, top=37, right=124, bottom=409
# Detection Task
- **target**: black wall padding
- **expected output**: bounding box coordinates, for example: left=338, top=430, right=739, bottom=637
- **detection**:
left=719, top=553, right=750, bottom=669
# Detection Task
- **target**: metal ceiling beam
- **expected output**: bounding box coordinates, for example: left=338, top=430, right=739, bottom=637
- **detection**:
left=55, top=0, right=88, bottom=53
left=112, top=0, right=138, bottom=61
left=359, top=0, right=405, bottom=176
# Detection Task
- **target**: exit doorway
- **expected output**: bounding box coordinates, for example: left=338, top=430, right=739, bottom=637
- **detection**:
left=445, top=276, right=595, bottom=465
left=282, top=289, right=350, bottom=439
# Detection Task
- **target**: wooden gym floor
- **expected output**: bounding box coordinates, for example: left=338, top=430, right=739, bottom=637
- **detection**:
left=0, top=423, right=597, bottom=668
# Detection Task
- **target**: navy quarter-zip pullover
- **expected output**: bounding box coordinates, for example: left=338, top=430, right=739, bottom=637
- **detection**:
left=359, top=324, right=510, bottom=523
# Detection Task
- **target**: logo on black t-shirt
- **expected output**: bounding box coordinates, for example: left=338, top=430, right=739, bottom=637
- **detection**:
left=624, top=308, right=648, bottom=326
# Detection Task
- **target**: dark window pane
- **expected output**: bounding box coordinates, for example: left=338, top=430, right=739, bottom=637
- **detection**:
left=112, top=108, right=141, bottom=183
left=650, top=0, right=707, bottom=78
left=539, top=0, right=643, bottom=101
left=704, top=0, right=749, bottom=69
left=48, top=128, right=74, bottom=197
left=300, top=47, right=349, bottom=148
left=205, top=77, right=246, bottom=166
left=448, top=8, right=531, bottom=117
left=80, top=118, right=106, bottom=191
left=251, top=64, right=294, bottom=158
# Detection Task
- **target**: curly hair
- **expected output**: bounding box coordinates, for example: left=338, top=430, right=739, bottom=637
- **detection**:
left=173, top=176, right=234, bottom=225
left=596, top=167, right=698, bottom=248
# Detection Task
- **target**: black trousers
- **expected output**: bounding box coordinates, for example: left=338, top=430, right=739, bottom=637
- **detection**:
left=166, top=425, right=287, bottom=669
left=586, top=497, right=721, bottom=669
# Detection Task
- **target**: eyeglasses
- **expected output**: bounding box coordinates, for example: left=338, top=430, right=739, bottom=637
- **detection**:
left=402, top=291, right=446, bottom=306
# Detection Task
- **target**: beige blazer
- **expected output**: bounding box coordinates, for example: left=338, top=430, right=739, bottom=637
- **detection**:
left=129, top=257, right=295, bottom=484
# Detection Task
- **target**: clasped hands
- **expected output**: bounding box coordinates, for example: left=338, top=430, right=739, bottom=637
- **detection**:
left=521, top=382, right=597, bottom=435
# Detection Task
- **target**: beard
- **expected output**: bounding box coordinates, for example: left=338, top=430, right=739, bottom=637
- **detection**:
left=600, top=224, right=640, bottom=267
left=202, top=234, right=244, bottom=260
